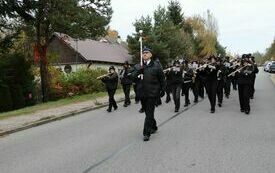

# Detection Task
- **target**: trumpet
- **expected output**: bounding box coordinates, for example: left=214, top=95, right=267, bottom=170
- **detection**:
left=96, top=73, right=112, bottom=80
left=228, top=64, right=251, bottom=77
left=163, top=67, right=172, bottom=73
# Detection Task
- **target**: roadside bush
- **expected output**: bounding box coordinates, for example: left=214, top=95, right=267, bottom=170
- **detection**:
left=46, top=67, right=108, bottom=101
left=0, top=53, right=35, bottom=113
left=0, top=85, right=13, bottom=112
left=60, top=68, right=107, bottom=95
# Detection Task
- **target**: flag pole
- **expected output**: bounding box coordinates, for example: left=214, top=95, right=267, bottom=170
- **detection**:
left=139, top=30, right=143, bottom=79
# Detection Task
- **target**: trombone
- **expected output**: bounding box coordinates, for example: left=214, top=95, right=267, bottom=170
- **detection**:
left=96, top=73, right=112, bottom=80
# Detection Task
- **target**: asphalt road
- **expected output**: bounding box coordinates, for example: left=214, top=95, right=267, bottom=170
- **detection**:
left=0, top=69, right=275, bottom=173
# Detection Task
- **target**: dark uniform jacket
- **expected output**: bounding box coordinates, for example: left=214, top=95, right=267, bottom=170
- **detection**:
left=119, top=67, right=132, bottom=85
left=170, top=67, right=183, bottom=85
left=182, top=66, right=193, bottom=83
left=205, top=65, right=218, bottom=81
left=102, top=72, right=118, bottom=90
left=236, top=66, right=254, bottom=85
left=131, top=60, right=166, bottom=98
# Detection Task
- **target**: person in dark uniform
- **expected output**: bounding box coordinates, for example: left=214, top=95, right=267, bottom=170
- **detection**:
left=204, top=56, right=218, bottom=113
left=119, top=61, right=132, bottom=107
left=231, top=59, right=239, bottom=91
left=249, top=56, right=259, bottom=99
left=223, top=56, right=232, bottom=98
left=216, top=58, right=226, bottom=107
left=197, top=61, right=207, bottom=99
left=235, top=58, right=254, bottom=114
left=182, top=60, right=193, bottom=107
left=164, top=63, right=173, bottom=103
left=170, top=60, right=183, bottom=112
left=100, top=66, right=118, bottom=112
left=191, top=61, right=199, bottom=103
left=131, top=47, right=166, bottom=141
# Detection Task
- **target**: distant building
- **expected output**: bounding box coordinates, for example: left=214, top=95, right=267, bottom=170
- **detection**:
left=48, top=33, right=132, bottom=73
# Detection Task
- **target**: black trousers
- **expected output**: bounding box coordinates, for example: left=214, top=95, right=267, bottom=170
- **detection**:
left=122, top=84, right=131, bottom=104
left=107, top=89, right=117, bottom=110
left=249, top=77, right=256, bottom=97
left=182, top=82, right=191, bottom=104
left=166, top=85, right=172, bottom=102
left=141, top=97, right=158, bottom=136
left=133, top=84, right=139, bottom=102
left=192, top=80, right=199, bottom=101
left=217, top=80, right=224, bottom=104
left=198, top=79, right=205, bottom=98
left=171, top=84, right=181, bottom=110
left=232, top=77, right=237, bottom=90
left=238, top=84, right=250, bottom=111
left=224, top=78, right=231, bottom=96
left=206, top=80, right=217, bottom=111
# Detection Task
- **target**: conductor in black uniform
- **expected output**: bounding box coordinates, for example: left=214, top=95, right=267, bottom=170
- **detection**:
left=131, top=47, right=166, bottom=141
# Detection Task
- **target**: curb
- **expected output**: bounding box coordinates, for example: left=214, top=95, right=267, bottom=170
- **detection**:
left=0, top=96, right=132, bottom=137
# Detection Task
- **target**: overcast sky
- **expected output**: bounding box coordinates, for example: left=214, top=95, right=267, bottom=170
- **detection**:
left=109, top=0, right=275, bottom=55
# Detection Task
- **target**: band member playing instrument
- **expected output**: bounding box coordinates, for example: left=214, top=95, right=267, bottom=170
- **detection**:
left=119, top=61, right=132, bottom=107
left=100, top=66, right=118, bottom=112
left=204, top=56, right=218, bottom=113
left=182, top=60, right=193, bottom=107
left=164, top=63, right=173, bottom=103
left=223, top=56, right=232, bottom=98
left=191, top=61, right=199, bottom=103
left=131, top=47, right=166, bottom=141
left=170, top=60, right=183, bottom=112
left=235, top=57, right=254, bottom=114
left=216, top=58, right=226, bottom=107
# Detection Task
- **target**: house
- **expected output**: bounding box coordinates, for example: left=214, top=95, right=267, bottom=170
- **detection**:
left=48, top=32, right=132, bottom=73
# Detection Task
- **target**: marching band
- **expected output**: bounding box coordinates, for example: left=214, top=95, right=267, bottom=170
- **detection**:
left=97, top=47, right=259, bottom=141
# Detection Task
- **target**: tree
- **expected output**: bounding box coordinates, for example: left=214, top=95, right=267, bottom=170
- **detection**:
left=167, top=0, right=184, bottom=26
left=0, top=0, right=112, bottom=102
left=265, top=38, right=275, bottom=61
left=186, top=11, right=220, bottom=59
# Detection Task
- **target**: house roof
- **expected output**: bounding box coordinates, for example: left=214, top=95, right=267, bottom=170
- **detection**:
left=53, top=32, right=132, bottom=64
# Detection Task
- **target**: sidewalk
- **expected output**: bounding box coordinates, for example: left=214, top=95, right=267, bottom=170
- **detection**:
left=0, top=92, right=131, bottom=136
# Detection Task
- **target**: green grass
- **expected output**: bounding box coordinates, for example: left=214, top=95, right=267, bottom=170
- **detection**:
left=0, top=89, right=122, bottom=120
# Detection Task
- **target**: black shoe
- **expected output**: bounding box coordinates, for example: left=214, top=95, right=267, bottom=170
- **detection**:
left=250, top=96, right=254, bottom=99
left=143, top=135, right=150, bottom=141
left=114, top=106, right=118, bottom=111
left=194, top=99, right=198, bottom=103
left=139, top=109, right=144, bottom=113
left=184, top=103, right=188, bottom=107
left=150, top=128, right=158, bottom=134
left=181, top=93, right=184, bottom=96
left=107, top=108, right=112, bottom=112
left=218, top=103, right=222, bottom=107
left=210, top=109, right=215, bottom=113
left=245, top=110, right=250, bottom=115
left=165, top=98, right=171, bottom=103
left=174, top=109, right=179, bottom=113
left=225, top=95, right=229, bottom=99
left=123, top=104, right=128, bottom=107
left=241, top=109, right=245, bottom=113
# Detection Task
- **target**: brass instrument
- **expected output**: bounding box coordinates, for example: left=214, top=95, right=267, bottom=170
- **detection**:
left=96, top=73, right=112, bottom=80
left=163, top=67, right=172, bottom=73
left=228, top=64, right=251, bottom=77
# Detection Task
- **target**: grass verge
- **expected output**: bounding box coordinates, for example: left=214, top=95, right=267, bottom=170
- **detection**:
left=0, top=89, right=122, bottom=120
